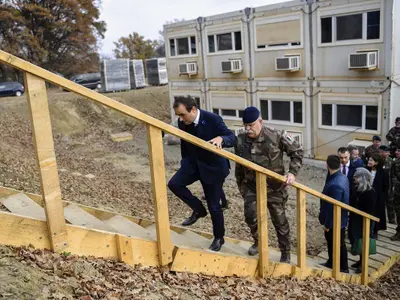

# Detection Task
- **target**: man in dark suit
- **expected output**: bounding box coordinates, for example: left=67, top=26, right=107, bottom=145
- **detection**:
left=338, top=147, right=357, bottom=183
left=337, top=147, right=357, bottom=244
left=167, top=96, right=236, bottom=251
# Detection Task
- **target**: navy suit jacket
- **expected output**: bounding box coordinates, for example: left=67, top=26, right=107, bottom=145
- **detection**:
left=179, top=109, right=236, bottom=184
left=319, top=171, right=350, bottom=229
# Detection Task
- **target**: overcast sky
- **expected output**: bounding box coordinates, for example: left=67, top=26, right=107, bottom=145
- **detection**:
left=99, top=0, right=287, bottom=57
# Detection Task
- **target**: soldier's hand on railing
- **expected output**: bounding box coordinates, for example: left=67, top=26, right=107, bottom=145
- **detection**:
left=208, top=136, right=223, bottom=149
left=285, top=173, right=296, bottom=185
left=324, top=227, right=330, bottom=232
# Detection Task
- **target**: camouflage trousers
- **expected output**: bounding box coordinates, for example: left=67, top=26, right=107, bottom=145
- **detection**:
left=387, top=188, right=396, bottom=222
left=240, top=183, right=291, bottom=253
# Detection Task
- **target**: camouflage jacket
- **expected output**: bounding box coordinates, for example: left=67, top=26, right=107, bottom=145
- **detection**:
left=364, top=145, right=380, bottom=160
left=392, top=159, right=400, bottom=193
left=386, top=126, right=400, bottom=147
left=234, top=126, right=304, bottom=190
left=383, top=157, right=394, bottom=189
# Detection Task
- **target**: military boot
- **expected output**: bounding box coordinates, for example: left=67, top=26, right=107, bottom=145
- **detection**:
left=280, top=252, right=291, bottom=264
left=390, top=231, right=400, bottom=241
left=248, top=240, right=258, bottom=256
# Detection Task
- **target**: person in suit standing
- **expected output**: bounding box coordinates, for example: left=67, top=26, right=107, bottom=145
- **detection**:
left=167, top=96, right=236, bottom=251
left=319, top=155, right=350, bottom=273
left=337, top=147, right=357, bottom=183
left=337, top=147, right=357, bottom=243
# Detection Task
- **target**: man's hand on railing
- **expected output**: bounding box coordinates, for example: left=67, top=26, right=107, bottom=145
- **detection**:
left=285, top=173, right=296, bottom=185
left=208, top=136, right=223, bottom=149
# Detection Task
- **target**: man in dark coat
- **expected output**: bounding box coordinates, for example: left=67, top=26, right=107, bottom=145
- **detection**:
left=168, top=96, right=236, bottom=251
left=319, top=155, right=350, bottom=273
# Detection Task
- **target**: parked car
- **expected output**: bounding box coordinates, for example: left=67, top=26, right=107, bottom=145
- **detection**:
left=70, top=73, right=101, bottom=90
left=0, top=81, right=25, bottom=97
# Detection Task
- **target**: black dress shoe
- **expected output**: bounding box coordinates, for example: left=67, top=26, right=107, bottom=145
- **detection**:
left=209, top=238, right=225, bottom=251
left=320, top=262, right=332, bottom=269
left=182, top=211, right=207, bottom=226
left=221, top=200, right=229, bottom=210
left=351, top=261, right=361, bottom=268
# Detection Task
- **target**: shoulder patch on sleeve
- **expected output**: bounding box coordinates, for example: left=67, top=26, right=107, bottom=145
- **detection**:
left=282, top=130, right=294, bottom=144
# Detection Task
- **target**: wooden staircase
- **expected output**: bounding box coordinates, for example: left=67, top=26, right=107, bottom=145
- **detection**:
left=2, top=188, right=400, bottom=285
left=0, top=49, right=397, bottom=286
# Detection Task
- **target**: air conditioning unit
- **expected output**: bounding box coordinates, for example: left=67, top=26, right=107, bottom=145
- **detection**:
left=179, top=62, right=198, bottom=76
left=287, top=131, right=303, bottom=147
left=221, top=59, right=243, bottom=73
left=347, top=139, right=372, bottom=154
left=275, top=56, right=300, bottom=72
left=349, top=51, right=377, bottom=70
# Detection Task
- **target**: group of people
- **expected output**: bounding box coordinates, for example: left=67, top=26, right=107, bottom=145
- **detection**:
left=168, top=96, right=303, bottom=262
left=319, top=119, right=400, bottom=274
left=166, top=95, right=400, bottom=272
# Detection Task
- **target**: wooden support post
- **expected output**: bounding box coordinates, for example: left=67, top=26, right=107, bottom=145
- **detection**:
left=146, top=124, right=173, bottom=266
left=296, top=189, right=306, bottom=276
left=256, top=172, right=269, bottom=277
left=332, top=205, right=341, bottom=280
left=116, top=234, right=134, bottom=265
left=24, top=73, right=68, bottom=252
left=361, top=217, right=371, bottom=285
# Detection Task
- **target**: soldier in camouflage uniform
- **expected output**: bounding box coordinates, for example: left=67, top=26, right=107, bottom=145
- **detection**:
left=390, top=147, right=400, bottom=240
left=362, top=135, right=381, bottom=165
left=379, top=145, right=396, bottom=224
left=234, top=107, right=304, bottom=263
left=386, top=117, right=400, bottom=155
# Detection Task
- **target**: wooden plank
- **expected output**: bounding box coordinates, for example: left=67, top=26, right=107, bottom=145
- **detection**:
left=146, top=125, right=173, bottom=266
left=104, top=215, right=153, bottom=240
left=0, top=50, right=379, bottom=223
left=318, top=251, right=381, bottom=271
left=1, top=193, right=46, bottom=220
left=0, top=212, right=159, bottom=266
left=116, top=234, right=134, bottom=265
left=171, top=247, right=258, bottom=277
left=63, top=204, right=114, bottom=232
left=256, top=172, right=269, bottom=277
left=332, top=205, right=341, bottom=280
left=24, top=72, right=68, bottom=252
left=376, top=234, right=400, bottom=248
left=379, top=229, right=397, bottom=238
left=361, top=218, right=371, bottom=285
left=296, top=189, right=306, bottom=275
left=110, top=132, right=133, bottom=142
left=0, top=212, right=51, bottom=249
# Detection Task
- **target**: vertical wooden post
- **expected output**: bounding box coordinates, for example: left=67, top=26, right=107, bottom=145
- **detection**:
left=332, top=205, right=341, bottom=279
left=146, top=124, right=173, bottom=266
left=361, top=217, right=371, bottom=285
left=24, top=73, right=68, bottom=251
left=296, top=189, right=306, bottom=276
left=256, top=171, right=269, bottom=277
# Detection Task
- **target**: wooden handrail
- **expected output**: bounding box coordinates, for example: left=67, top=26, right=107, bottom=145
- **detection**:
left=0, top=50, right=379, bottom=222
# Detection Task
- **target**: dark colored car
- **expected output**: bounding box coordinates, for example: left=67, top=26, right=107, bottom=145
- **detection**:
left=70, top=73, right=101, bottom=90
left=0, top=81, right=25, bottom=97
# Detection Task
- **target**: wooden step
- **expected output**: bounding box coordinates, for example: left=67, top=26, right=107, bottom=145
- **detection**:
left=316, top=251, right=374, bottom=275
left=1, top=193, right=46, bottom=221
left=145, top=224, right=195, bottom=246
left=104, top=215, right=154, bottom=240
left=160, top=228, right=245, bottom=256
left=63, top=203, right=113, bottom=232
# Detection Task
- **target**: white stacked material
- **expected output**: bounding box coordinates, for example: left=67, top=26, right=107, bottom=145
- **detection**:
left=100, top=59, right=131, bottom=92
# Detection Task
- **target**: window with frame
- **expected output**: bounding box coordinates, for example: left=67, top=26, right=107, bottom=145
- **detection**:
left=320, top=103, right=378, bottom=131
left=256, top=19, right=301, bottom=49
left=208, top=31, right=242, bottom=53
left=212, top=108, right=243, bottom=118
left=321, top=10, right=380, bottom=44
left=169, top=36, right=197, bottom=56
left=260, top=99, right=303, bottom=124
